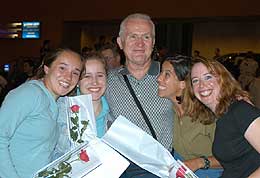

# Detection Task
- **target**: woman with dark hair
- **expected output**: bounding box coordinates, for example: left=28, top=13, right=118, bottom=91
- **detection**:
left=0, top=48, right=82, bottom=178
left=187, top=57, right=260, bottom=177
left=157, top=55, right=222, bottom=178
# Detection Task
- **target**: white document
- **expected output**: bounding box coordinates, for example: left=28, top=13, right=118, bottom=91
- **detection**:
left=102, top=116, right=198, bottom=178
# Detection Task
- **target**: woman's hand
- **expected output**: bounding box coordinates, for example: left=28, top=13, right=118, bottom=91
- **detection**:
left=183, top=156, right=222, bottom=171
left=183, top=158, right=204, bottom=172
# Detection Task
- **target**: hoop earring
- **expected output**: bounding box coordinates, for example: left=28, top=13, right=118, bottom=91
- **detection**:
left=176, top=96, right=182, bottom=104
left=76, top=85, right=81, bottom=96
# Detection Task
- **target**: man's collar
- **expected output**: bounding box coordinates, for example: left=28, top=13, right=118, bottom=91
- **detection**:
left=118, top=61, right=160, bottom=76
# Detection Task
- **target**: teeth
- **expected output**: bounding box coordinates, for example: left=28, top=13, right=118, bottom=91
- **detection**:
left=59, top=81, right=69, bottom=88
left=88, top=88, right=100, bottom=92
left=200, top=90, right=211, bottom=96
left=158, top=85, right=166, bottom=90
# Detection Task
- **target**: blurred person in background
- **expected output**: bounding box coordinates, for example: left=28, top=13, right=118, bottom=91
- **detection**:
left=0, top=71, right=8, bottom=105
left=193, top=50, right=205, bottom=60
left=81, top=46, right=93, bottom=58
left=213, top=48, right=221, bottom=60
left=99, top=43, right=122, bottom=70
left=40, top=39, right=51, bottom=60
left=238, top=57, right=260, bottom=108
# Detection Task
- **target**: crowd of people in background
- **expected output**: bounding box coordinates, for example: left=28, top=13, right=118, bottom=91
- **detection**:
left=0, top=12, right=260, bottom=178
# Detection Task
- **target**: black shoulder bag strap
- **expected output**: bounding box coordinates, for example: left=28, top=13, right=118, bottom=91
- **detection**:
left=122, top=75, right=157, bottom=140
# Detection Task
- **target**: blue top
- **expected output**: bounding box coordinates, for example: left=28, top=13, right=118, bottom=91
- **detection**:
left=96, top=96, right=110, bottom=138
left=0, top=80, right=59, bottom=178
left=52, top=95, right=110, bottom=160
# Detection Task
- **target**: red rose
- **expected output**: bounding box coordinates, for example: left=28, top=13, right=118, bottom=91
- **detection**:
left=79, top=149, right=89, bottom=162
left=176, top=166, right=186, bottom=178
left=71, top=105, right=80, bottom=113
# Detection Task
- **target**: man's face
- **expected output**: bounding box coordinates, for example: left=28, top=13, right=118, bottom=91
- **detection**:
left=117, top=18, right=154, bottom=67
left=101, top=49, right=120, bottom=69
left=23, top=63, right=33, bottom=74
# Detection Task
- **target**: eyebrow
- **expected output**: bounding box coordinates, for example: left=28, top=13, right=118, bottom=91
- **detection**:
left=59, top=62, right=81, bottom=72
left=163, top=69, right=174, bottom=73
left=127, top=32, right=152, bottom=36
left=84, top=71, right=105, bottom=74
left=191, top=72, right=212, bottom=80
left=75, top=68, right=81, bottom=72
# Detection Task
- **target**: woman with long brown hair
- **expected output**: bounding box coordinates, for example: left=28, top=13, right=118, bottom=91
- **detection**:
left=187, top=58, right=260, bottom=177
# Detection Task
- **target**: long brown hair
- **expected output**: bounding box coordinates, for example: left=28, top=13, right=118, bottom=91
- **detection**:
left=185, top=58, right=250, bottom=122
left=35, top=48, right=82, bottom=79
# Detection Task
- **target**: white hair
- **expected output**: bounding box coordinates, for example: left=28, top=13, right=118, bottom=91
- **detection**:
left=118, top=13, right=155, bottom=39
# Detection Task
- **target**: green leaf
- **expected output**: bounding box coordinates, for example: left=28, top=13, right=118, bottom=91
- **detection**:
left=81, top=120, right=89, bottom=126
left=70, top=116, right=77, bottom=125
left=71, top=126, right=77, bottom=130
left=38, top=169, right=49, bottom=177
left=77, top=139, right=84, bottom=143
left=70, top=130, right=78, bottom=141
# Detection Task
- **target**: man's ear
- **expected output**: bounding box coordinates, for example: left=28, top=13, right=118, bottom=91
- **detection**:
left=117, top=37, right=123, bottom=50
left=43, top=65, right=49, bottom=75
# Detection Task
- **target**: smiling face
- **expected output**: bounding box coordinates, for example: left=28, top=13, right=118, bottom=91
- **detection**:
left=78, top=59, right=107, bottom=101
left=191, top=62, right=220, bottom=112
left=43, top=51, right=82, bottom=100
left=117, top=18, right=154, bottom=67
left=157, top=61, right=185, bottom=102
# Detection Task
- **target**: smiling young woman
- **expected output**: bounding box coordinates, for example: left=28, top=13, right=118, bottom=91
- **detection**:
left=187, top=58, right=260, bottom=178
left=0, top=48, right=83, bottom=178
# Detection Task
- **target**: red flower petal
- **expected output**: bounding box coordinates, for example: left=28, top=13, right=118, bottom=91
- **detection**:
left=79, top=149, right=89, bottom=162
left=71, top=105, right=80, bottom=113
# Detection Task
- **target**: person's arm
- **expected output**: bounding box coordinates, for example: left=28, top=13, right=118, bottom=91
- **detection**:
left=51, top=98, right=71, bottom=161
left=183, top=156, right=222, bottom=172
left=249, top=167, right=260, bottom=178
left=0, top=85, right=36, bottom=178
left=245, top=117, right=260, bottom=177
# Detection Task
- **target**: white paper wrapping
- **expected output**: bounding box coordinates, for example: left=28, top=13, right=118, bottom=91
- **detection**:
left=35, top=95, right=130, bottom=178
left=102, top=116, right=198, bottom=178
left=34, top=139, right=102, bottom=178
left=83, top=138, right=130, bottom=178
left=34, top=138, right=129, bottom=178
left=65, top=94, right=97, bottom=147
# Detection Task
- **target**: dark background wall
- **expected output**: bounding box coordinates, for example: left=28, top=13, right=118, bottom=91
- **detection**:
left=0, top=0, right=260, bottom=65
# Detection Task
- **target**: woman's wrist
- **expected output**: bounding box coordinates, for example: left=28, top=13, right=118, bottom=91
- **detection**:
left=200, top=156, right=210, bottom=169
